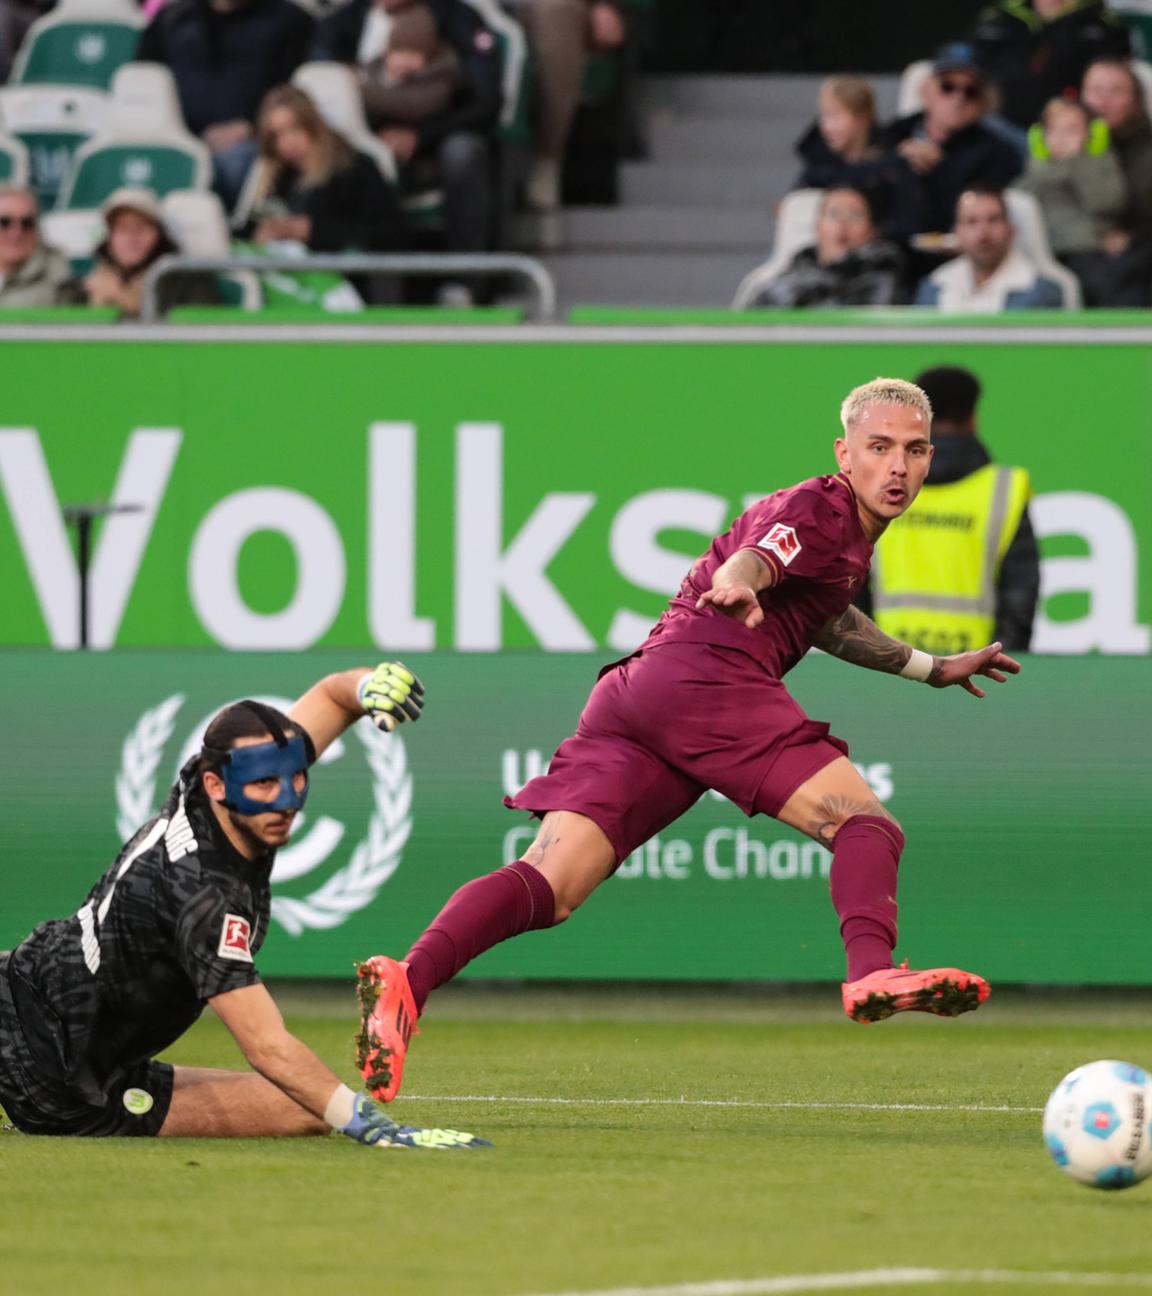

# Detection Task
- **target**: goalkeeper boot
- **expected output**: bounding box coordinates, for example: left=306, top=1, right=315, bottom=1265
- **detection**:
left=842, top=960, right=991, bottom=1024
left=356, top=955, right=419, bottom=1102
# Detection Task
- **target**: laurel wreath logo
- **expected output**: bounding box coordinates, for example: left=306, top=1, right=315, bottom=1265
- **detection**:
left=115, top=699, right=410, bottom=935
left=116, top=694, right=185, bottom=843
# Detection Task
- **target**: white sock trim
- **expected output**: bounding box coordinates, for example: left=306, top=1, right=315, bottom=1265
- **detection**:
left=899, top=648, right=934, bottom=682
left=324, top=1082, right=357, bottom=1130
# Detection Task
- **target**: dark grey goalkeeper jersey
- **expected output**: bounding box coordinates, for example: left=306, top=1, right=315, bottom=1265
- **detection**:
left=4, top=758, right=273, bottom=1104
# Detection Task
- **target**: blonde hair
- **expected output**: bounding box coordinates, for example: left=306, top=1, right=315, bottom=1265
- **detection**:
left=840, top=377, right=932, bottom=433
left=253, top=85, right=354, bottom=202
left=820, top=75, right=876, bottom=124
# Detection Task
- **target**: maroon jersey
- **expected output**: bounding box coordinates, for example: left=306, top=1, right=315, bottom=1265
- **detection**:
left=641, top=473, right=872, bottom=678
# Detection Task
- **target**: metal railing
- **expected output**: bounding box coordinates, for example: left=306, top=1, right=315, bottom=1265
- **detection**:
left=140, top=252, right=558, bottom=323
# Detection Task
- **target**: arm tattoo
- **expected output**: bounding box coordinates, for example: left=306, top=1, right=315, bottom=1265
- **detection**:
left=812, top=605, right=913, bottom=675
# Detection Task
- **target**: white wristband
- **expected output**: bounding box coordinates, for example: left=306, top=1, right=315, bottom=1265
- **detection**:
left=324, top=1082, right=357, bottom=1130
left=899, top=648, right=934, bottom=682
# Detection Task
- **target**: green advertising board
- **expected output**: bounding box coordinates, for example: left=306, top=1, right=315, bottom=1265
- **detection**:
left=0, top=329, right=1147, bottom=654
left=0, top=650, right=1147, bottom=985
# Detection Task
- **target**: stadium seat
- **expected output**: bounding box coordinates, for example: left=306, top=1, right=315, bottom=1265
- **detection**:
left=40, top=207, right=104, bottom=270
left=0, top=84, right=107, bottom=206
left=10, top=0, right=144, bottom=91
left=730, top=187, right=1080, bottom=310
left=0, top=133, right=31, bottom=186
left=291, top=63, right=397, bottom=182
left=162, top=188, right=262, bottom=308
left=730, top=188, right=822, bottom=309
left=56, top=63, right=210, bottom=209
left=1003, top=186, right=1081, bottom=308
left=896, top=58, right=933, bottom=117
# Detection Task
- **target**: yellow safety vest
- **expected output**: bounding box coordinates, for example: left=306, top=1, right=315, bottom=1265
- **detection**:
left=872, top=463, right=1031, bottom=656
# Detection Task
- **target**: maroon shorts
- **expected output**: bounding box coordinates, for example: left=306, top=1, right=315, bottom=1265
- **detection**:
left=505, top=643, right=849, bottom=864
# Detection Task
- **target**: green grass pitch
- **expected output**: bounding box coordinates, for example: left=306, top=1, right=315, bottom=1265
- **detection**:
left=4, top=985, right=1152, bottom=1296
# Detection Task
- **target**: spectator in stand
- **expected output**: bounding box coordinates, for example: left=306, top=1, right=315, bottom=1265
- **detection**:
left=970, top=0, right=1129, bottom=132
left=243, top=86, right=410, bottom=251
left=503, top=0, right=627, bottom=213
left=747, top=186, right=908, bottom=309
left=312, top=0, right=502, bottom=254
left=83, top=188, right=220, bottom=319
left=137, top=0, right=314, bottom=208
left=1018, top=96, right=1129, bottom=304
left=1079, top=56, right=1152, bottom=305
left=0, top=185, right=82, bottom=307
left=792, top=75, right=926, bottom=240
left=915, top=184, right=1065, bottom=309
left=885, top=44, right=1023, bottom=236
left=356, top=4, right=462, bottom=130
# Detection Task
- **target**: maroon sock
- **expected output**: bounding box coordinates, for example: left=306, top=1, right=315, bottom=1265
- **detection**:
left=830, top=814, right=905, bottom=982
left=404, top=861, right=556, bottom=1013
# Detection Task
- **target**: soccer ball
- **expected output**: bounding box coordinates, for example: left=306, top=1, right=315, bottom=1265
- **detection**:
left=1043, top=1060, right=1152, bottom=1189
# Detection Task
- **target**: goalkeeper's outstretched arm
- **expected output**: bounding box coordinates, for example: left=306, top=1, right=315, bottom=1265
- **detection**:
left=289, top=661, right=425, bottom=758
left=813, top=605, right=1022, bottom=699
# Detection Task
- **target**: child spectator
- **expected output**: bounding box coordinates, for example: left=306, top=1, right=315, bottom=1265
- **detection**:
left=1018, top=96, right=1126, bottom=304
left=745, top=186, right=908, bottom=309
left=793, top=76, right=926, bottom=240
left=245, top=85, right=410, bottom=251
left=358, top=4, right=461, bottom=130
left=83, top=187, right=219, bottom=319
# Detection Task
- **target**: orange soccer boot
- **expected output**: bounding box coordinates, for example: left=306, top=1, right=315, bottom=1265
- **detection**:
left=841, top=960, right=991, bottom=1024
left=356, top=955, right=419, bottom=1101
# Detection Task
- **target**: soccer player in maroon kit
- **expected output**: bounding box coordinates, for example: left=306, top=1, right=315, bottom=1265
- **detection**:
left=357, top=377, right=1021, bottom=1101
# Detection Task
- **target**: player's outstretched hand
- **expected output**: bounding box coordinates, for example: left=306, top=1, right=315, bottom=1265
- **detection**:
left=927, top=641, right=1022, bottom=699
left=696, top=583, right=764, bottom=629
left=357, top=662, right=425, bottom=732
left=340, top=1091, right=492, bottom=1150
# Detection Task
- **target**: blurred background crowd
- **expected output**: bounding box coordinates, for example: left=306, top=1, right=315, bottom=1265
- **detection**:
left=1, top=0, right=1151, bottom=314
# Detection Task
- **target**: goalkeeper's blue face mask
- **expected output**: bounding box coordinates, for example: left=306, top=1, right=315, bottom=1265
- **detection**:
left=202, top=701, right=312, bottom=817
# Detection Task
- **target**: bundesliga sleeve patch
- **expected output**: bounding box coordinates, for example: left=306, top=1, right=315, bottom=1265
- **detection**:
left=758, top=522, right=802, bottom=566
left=218, top=913, right=253, bottom=963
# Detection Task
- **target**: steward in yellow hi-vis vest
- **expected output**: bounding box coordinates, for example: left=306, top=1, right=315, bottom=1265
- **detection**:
left=862, top=366, right=1041, bottom=654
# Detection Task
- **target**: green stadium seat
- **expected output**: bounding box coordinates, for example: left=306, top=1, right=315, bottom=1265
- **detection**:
left=55, top=64, right=211, bottom=210
left=59, top=142, right=207, bottom=208
left=11, top=17, right=142, bottom=91
left=0, top=84, right=107, bottom=206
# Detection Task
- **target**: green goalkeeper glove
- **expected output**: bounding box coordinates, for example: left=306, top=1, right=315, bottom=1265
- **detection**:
left=357, top=662, right=425, bottom=732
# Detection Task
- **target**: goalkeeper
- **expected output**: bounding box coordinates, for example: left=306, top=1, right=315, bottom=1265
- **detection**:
left=0, top=663, right=487, bottom=1150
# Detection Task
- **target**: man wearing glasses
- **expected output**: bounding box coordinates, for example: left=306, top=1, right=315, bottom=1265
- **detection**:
left=0, top=186, right=82, bottom=308
left=886, top=44, right=1023, bottom=237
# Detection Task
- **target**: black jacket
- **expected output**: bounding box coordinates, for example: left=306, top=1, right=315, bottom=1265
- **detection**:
left=311, top=0, right=501, bottom=151
left=251, top=150, right=410, bottom=251
left=858, top=434, right=1041, bottom=651
left=882, top=113, right=1023, bottom=234
left=793, top=123, right=927, bottom=240
left=971, top=0, right=1129, bottom=129
left=137, top=0, right=314, bottom=135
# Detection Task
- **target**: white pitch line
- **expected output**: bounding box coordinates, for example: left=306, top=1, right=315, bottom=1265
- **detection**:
left=404, top=1094, right=1042, bottom=1115
left=525, top=1268, right=1152, bottom=1296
